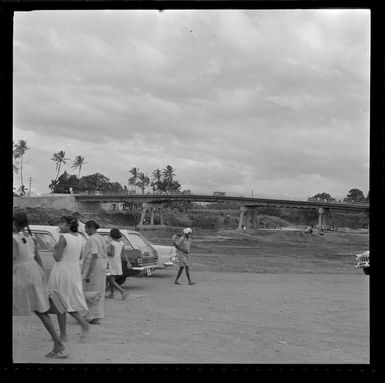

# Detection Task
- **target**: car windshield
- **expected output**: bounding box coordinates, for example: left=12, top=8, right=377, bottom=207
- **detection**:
left=126, top=233, right=150, bottom=252
left=34, top=232, right=56, bottom=251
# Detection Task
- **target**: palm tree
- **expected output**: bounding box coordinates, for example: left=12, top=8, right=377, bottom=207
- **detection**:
left=151, top=168, right=162, bottom=192
left=17, top=184, right=28, bottom=197
left=71, top=155, right=87, bottom=177
left=13, top=143, right=19, bottom=175
left=162, top=165, right=176, bottom=192
left=14, top=140, right=29, bottom=190
left=49, top=179, right=59, bottom=193
left=128, top=167, right=140, bottom=192
left=51, top=150, right=70, bottom=181
left=137, top=172, right=150, bottom=194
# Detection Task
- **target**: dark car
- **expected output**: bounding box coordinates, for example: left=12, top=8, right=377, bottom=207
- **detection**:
left=96, top=228, right=159, bottom=285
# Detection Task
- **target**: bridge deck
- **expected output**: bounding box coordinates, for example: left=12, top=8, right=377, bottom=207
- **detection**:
left=74, top=194, right=369, bottom=212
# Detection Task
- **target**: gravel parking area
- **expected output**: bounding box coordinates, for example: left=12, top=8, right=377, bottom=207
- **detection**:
left=13, top=267, right=369, bottom=364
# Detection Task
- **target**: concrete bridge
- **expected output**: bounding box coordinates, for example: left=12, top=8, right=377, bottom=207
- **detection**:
left=13, top=193, right=369, bottom=229
left=73, top=193, right=369, bottom=229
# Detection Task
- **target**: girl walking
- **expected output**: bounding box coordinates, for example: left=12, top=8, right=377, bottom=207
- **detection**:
left=82, top=220, right=108, bottom=324
left=13, top=211, right=68, bottom=359
left=48, top=216, right=90, bottom=341
left=106, top=228, right=131, bottom=300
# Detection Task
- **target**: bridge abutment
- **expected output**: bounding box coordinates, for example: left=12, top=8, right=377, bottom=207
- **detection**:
left=317, top=207, right=329, bottom=229
left=138, top=202, right=167, bottom=227
left=238, top=206, right=258, bottom=229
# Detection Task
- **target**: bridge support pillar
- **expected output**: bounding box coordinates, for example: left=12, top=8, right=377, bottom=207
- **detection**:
left=159, top=208, right=164, bottom=225
left=238, top=208, right=245, bottom=229
left=139, top=207, right=148, bottom=226
left=239, top=206, right=258, bottom=229
left=318, top=207, right=328, bottom=229
left=250, top=209, right=256, bottom=229
left=139, top=202, right=167, bottom=227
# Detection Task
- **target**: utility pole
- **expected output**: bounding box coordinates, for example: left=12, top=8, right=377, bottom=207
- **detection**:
left=28, top=177, right=32, bottom=198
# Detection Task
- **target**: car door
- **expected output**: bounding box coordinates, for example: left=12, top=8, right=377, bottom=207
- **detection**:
left=33, top=231, right=57, bottom=279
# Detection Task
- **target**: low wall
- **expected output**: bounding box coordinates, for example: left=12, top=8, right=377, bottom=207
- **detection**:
left=13, top=195, right=106, bottom=213
left=13, top=195, right=79, bottom=210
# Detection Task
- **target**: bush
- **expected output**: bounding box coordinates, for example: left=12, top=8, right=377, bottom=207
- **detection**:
left=190, top=214, right=220, bottom=229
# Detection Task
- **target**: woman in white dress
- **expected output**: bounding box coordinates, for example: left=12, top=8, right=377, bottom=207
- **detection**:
left=106, top=228, right=131, bottom=300
left=48, top=216, right=90, bottom=341
left=13, top=211, right=68, bottom=358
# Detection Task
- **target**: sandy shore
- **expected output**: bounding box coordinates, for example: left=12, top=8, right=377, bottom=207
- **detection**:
left=13, top=268, right=369, bottom=364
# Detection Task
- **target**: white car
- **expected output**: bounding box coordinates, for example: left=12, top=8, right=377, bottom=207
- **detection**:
left=29, top=224, right=176, bottom=283
left=355, top=250, right=370, bottom=275
left=28, top=224, right=87, bottom=279
left=152, top=244, right=177, bottom=269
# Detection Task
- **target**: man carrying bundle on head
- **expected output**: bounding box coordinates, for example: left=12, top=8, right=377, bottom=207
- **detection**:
left=173, top=228, right=195, bottom=286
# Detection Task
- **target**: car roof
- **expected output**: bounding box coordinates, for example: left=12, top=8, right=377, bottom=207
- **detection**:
left=29, top=224, right=59, bottom=232
left=29, top=225, right=61, bottom=239
left=97, top=228, right=141, bottom=235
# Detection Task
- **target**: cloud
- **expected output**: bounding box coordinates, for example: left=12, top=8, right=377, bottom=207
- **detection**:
left=13, top=10, right=370, bottom=197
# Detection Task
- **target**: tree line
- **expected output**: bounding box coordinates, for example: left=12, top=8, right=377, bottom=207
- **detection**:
left=48, top=165, right=181, bottom=195
left=308, top=190, right=369, bottom=203
left=13, top=140, right=181, bottom=195
left=13, top=139, right=369, bottom=202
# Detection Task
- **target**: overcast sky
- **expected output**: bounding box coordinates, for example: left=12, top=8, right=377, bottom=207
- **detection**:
left=13, top=9, right=370, bottom=199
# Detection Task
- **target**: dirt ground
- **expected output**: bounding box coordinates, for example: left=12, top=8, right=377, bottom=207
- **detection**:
left=12, top=227, right=369, bottom=364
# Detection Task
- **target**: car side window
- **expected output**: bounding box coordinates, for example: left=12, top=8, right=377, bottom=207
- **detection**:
left=126, top=234, right=149, bottom=252
left=34, top=233, right=56, bottom=251
left=120, top=235, right=134, bottom=250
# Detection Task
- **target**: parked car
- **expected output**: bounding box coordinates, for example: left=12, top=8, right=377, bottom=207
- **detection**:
left=96, top=228, right=176, bottom=272
left=95, top=228, right=159, bottom=284
left=29, top=225, right=160, bottom=286
left=29, top=225, right=87, bottom=279
left=152, top=244, right=177, bottom=269
left=355, top=250, right=370, bottom=275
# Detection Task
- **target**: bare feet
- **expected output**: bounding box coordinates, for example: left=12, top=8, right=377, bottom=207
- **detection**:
left=174, top=281, right=181, bottom=285
left=188, top=281, right=196, bottom=285
left=80, top=326, right=90, bottom=341
left=46, top=344, right=68, bottom=358
left=46, top=349, right=69, bottom=359
left=87, top=318, right=101, bottom=324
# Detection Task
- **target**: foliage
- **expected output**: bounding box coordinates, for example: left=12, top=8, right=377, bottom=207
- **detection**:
left=49, top=171, right=125, bottom=194
left=128, top=164, right=181, bottom=194
left=136, top=172, right=150, bottom=194
left=13, top=140, right=30, bottom=190
left=128, top=167, right=140, bottom=192
left=308, top=192, right=336, bottom=202
left=50, top=151, right=70, bottom=191
left=189, top=214, right=220, bottom=229
left=71, top=155, right=86, bottom=177
left=343, top=188, right=366, bottom=203
left=17, top=184, right=28, bottom=197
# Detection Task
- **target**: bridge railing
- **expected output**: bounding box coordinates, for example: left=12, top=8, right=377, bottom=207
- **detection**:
left=75, top=190, right=369, bottom=205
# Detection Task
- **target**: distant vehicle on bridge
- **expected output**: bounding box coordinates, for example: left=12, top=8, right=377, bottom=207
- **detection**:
left=213, top=191, right=226, bottom=196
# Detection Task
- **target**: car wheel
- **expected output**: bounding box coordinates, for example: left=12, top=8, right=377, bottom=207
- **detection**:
left=363, top=267, right=370, bottom=275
